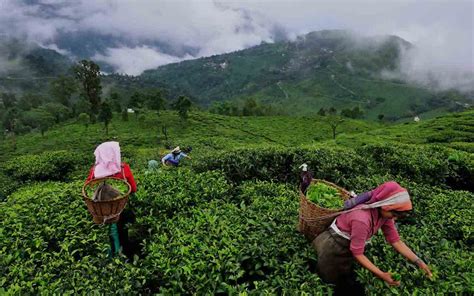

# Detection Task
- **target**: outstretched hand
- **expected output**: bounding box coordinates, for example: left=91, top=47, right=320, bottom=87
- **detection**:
left=417, top=260, right=433, bottom=279
left=380, top=272, right=401, bottom=286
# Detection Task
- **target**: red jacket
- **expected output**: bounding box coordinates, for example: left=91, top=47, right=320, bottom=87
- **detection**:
left=86, top=163, right=137, bottom=193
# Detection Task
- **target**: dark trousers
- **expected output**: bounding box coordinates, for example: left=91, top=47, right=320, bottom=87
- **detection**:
left=108, top=209, right=136, bottom=256
left=312, top=229, right=365, bottom=296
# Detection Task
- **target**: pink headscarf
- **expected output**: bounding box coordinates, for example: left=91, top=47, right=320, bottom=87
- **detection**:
left=93, top=141, right=121, bottom=178
left=369, top=181, right=412, bottom=212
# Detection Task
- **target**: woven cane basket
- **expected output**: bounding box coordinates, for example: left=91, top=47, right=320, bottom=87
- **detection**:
left=82, top=178, right=131, bottom=224
left=298, top=179, right=350, bottom=241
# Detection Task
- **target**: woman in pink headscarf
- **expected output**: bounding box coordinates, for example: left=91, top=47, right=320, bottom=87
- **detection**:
left=85, top=141, right=137, bottom=257
left=312, top=181, right=432, bottom=296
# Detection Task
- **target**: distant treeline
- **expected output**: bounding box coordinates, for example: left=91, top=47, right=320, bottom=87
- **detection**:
left=209, top=98, right=286, bottom=116
left=0, top=60, right=192, bottom=138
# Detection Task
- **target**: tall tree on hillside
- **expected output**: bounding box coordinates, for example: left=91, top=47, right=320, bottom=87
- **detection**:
left=242, top=98, right=258, bottom=116
left=326, top=115, right=344, bottom=140
left=23, top=108, right=55, bottom=136
left=73, top=60, right=102, bottom=121
left=50, top=75, right=77, bottom=107
left=174, top=96, right=192, bottom=120
left=146, top=89, right=166, bottom=115
left=42, top=103, right=70, bottom=123
left=98, top=101, right=113, bottom=135
left=129, top=91, right=145, bottom=120
left=109, top=92, right=123, bottom=113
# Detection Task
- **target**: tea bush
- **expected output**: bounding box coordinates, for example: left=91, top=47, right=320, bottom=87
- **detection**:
left=137, top=181, right=332, bottom=295
left=193, top=146, right=369, bottom=185
left=356, top=144, right=473, bottom=190
left=0, top=182, right=148, bottom=294
left=133, top=168, right=232, bottom=218
left=4, top=151, right=88, bottom=183
left=0, top=172, right=19, bottom=201
left=193, top=144, right=473, bottom=191
left=1, top=165, right=473, bottom=294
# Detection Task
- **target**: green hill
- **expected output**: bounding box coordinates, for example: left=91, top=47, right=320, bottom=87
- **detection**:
left=141, top=30, right=470, bottom=120
left=0, top=38, right=72, bottom=92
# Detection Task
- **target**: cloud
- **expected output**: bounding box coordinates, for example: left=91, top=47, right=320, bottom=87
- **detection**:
left=0, top=0, right=472, bottom=91
left=93, top=46, right=193, bottom=75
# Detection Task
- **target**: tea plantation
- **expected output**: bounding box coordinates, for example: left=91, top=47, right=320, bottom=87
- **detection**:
left=1, top=110, right=473, bottom=295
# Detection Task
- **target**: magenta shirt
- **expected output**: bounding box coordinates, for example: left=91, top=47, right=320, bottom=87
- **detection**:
left=336, top=206, right=400, bottom=256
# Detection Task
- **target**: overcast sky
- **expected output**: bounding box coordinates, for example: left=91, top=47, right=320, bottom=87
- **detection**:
left=0, top=0, right=472, bottom=91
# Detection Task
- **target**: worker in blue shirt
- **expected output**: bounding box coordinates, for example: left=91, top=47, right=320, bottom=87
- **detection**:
left=161, top=146, right=191, bottom=166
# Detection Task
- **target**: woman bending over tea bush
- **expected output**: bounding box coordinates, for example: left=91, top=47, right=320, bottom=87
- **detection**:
left=312, top=182, right=433, bottom=295
left=161, top=146, right=191, bottom=167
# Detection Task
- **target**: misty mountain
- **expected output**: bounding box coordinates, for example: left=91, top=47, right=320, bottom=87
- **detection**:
left=53, top=30, right=200, bottom=72
left=0, top=30, right=469, bottom=120
left=0, top=37, right=71, bottom=92
left=139, top=30, right=469, bottom=119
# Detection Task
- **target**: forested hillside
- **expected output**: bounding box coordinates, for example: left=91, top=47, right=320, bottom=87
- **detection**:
left=141, top=30, right=471, bottom=119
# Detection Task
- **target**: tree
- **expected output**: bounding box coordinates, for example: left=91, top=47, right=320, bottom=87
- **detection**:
left=378, top=114, right=385, bottom=122
left=73, top=98, right=93, bottom=121
left=161, top=125, right=169, bottom=141
left=73, top=60, right=102, bottom=119
left=21, top=108, right=55, bottom=136
left=98, top=102, right=113, bottom=135
left=109, top=92, right=123, bottom=113
left=129, top=91, right=145, bottom=109
left=42, top=103, right=71, bottom=123
left=174, top=96, right=192, bottom=120
left=146, top=89, right=166, bottom=114
left=78, top=113, right=89, bottom=130
left=326, top=115, right=344, bottom=139
left=351, top=106, right=364, bottom=119
left=17, top=93, right=44, bottom=111
left=128, top=91, right=145, bottom=120
left=328, top=107, right=337, bottom=115
left=50, top=75, right=76, bottom=107
left=242, top=98, right=258, bottom=116
left=2, top=108, right=18, bottom=132
left=121, top=109, right=129, bottom=122
left=317, top=107, right=326, bottom=116
left=340, top=106, right=364, bottom=119
left=1, top=93, right=17, bottom=109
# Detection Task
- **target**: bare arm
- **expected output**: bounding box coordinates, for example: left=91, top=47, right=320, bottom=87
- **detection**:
left=391, top=240, right=432, bottom=278
left=354, top=254, right=400, bottom=286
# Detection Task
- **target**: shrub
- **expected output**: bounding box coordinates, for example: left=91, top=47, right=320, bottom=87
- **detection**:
left=4, top=150, right=86, bottom=182
left=357, top=144, right=473, bottom=191
left=0, top=182, right=148, bottom=294
left=0, top=172, right=19, bottom=201
left=193, top=146, right=369, bottom=186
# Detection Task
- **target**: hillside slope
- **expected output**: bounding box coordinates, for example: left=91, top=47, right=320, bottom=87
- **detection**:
left=0, top=38, right=71, bottom=92
left=141, top=30, right=470, bottom=119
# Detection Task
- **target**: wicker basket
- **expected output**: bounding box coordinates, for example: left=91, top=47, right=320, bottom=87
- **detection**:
left=298, top=179, right=350, bottom=241
left=82, top=178, right=131, bottom=225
